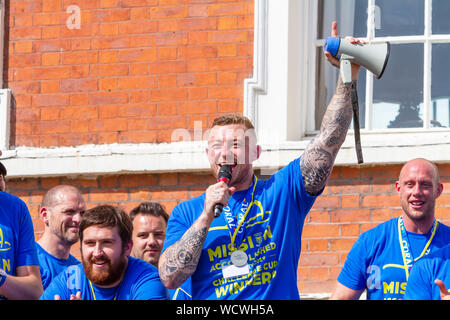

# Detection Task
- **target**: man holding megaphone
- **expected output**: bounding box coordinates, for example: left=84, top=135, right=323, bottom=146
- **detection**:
left=158, top=21, right=364, bottom=300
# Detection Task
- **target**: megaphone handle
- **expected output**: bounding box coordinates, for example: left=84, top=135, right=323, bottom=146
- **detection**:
left=340, top=58, right=353, bottom=84
left=351, top=82, right=364, bottom=164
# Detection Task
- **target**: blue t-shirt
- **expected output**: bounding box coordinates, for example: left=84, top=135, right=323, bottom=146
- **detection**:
left=162, top=158, right=318, bottom=300
left=337, top=218, right=450, bottom=300
left=169, top=278, right=192, bottom=300
left=405, top=243, right=450, bottom=300
left=35, top=242, right=80, bottom=289
left=40, top=256, right=169, bottom=300
left=0, top=192, right=39, bottom=299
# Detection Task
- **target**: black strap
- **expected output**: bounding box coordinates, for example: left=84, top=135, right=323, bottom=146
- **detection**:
left=351, top=82, right=363, bottom=164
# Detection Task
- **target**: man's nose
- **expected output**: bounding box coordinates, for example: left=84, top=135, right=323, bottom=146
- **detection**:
left=72, top=212, right=82, bottom=224
left=218, top=144, right=234, bottom=163
left=411, top=183, right=422, bottom=196
left=147, top=234, right=157, bottom=246
left=93, top=243, right=104, bottom=257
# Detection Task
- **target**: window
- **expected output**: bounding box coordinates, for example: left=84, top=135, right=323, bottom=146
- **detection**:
left=246, top=0, right=449, bottom=168
left=314, top=0, right=450, bottom=132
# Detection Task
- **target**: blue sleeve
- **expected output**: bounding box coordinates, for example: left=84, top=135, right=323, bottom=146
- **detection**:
left=40, top=272, right=70, bottom=300
left=288, top=157, right=320, bottom=217
left=132, top=271, right=169, bottom=300
left=17, top=199, right=39, bottom=267
left=270, top=157, right=319, bottom=221
left=170, top=279, right=192, bottom=300
left=337, top=235, right=369, bottom=291
left=404, top=260, right=433, bottom=300
left=40, top=266, right=50, bottom=290
left=40, top=264, right=84, bottom=300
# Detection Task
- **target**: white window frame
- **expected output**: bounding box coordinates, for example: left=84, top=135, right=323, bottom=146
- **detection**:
left=311, top=0, right=450, bottom=132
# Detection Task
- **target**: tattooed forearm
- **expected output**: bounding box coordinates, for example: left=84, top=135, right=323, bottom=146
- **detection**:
left=159, top=222, right=208, bottom=289
left=301, top=143, right=333, bottom=194
left=301, top=78, right=354, bottom=195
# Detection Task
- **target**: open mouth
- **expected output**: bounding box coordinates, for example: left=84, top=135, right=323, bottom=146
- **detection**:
left=91, top=258, right=109, bottom=268
left=219, top=163, right=237, bottom=169
left=410, top=201, right=425, bottom=209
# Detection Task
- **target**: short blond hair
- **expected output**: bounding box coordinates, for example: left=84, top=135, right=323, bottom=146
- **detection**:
left=211, top=113, right=255, bottom=130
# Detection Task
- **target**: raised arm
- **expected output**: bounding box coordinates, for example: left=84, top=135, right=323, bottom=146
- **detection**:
left=300, top=77, right=354, bottom=195
left=300, top=21, right=361, bottom=196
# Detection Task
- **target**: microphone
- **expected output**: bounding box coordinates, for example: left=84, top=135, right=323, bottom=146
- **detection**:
left=214, top=164, right=232, bottom=218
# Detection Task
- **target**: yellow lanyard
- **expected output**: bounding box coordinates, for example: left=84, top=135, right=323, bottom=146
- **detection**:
left=398, top=217, right=438, bottom=280
left=229, top=176, right=258, bottom=248
left=89, top=280, right=120, bottom=300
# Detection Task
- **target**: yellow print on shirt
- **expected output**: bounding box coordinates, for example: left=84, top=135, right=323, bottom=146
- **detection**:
left=213, top=261, right=278, bottom=298
left=0, top=227, right=12, bottom=252
left=207, top=225, right=278, bottom=298
left=0, top=226, right=12, bottom=272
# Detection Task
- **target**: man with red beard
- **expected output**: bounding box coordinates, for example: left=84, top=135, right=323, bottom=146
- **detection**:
left=36, top=185, right=86, bottom=289
left=331, top=158, right=450, bottom=300
left=40, top=205, right=169, bottom=300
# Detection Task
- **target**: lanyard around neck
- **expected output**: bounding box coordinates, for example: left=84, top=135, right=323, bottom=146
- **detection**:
left=227, top=176, right=258, bottom=248
left=397, top=216, right=438, bottom=280
left=88, top=280, right=121, bottom=300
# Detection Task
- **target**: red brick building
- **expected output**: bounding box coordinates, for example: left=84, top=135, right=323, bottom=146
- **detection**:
left=1, top=0, right=449, bottom=298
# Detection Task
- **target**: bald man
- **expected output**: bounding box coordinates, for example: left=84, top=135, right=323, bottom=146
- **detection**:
left=36, top=185, right=86, bottom=289
left=331, top=158, right=450, bottom=300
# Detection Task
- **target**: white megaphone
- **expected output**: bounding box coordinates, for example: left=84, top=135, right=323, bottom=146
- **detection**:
left=323, top=37, right=390, bottom=84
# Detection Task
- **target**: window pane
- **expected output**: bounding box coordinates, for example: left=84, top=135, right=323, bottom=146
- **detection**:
left=431, top=43, right=450, bottom=128
left=372, top=44, right=424, bottom=129
left=318, top=0, right=367, bottom=39
left=351, top=69, right=367, bottom=130
left=374, top=0, right=424, bottom=37
left=314, top=48, right=366, bottom=130
left=315, top=47, right=338, bottom=130
left=432, top=0, right=450, bottom=34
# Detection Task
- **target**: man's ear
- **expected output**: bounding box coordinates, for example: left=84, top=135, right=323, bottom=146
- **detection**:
left=394, top=181, right=401, bottom=194
left=40, top=207, right=49, bottom=226
left=256, top=145, right=262, bottom=160
left=124, top=240, right=133, bottom=257
left=436, top=183, right=444, bottom=199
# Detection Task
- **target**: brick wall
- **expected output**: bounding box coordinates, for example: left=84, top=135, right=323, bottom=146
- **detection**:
left=4, top=0, right=450, bottom=297
left=8, top=0, right=254, bottom=147
left=7, top=163, right=450, bottom=295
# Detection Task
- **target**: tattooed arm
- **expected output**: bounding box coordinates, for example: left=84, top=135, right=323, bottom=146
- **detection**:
left=300, top=21, right=361, bottom=196
left=300, top=77, right=354, bottom=195
left=158, top=215, right=209, bottom=289
left=158, top=181, right=235, bottom=289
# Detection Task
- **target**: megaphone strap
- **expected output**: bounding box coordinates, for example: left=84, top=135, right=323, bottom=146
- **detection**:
left=351, top=81, right=364, bottom=164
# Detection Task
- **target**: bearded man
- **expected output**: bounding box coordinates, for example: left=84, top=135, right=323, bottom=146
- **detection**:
left=40, top=205, right=168, bottom=300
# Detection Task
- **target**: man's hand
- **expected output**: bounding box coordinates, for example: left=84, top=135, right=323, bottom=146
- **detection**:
left=435, top=279, right=450, bottom=300
left=204, top=181, right=236, bottom=219
left=70, top=292, right=82, bottom=300
left=324, top=21, right=364, bottom=80
left=54, top=292, right=82, bottom=300
left=301, top=21, right=359, bottom=195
